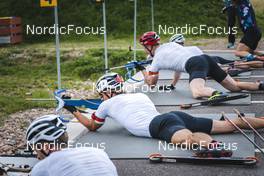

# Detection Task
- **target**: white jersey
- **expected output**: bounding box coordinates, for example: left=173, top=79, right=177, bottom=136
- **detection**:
left=31, top=147, right=118, bottom=176
left=92, top=93, right=160, bottom=137
left=185, top=46, right=204, bottom=55
left=149, top=43, right=203, bottom=73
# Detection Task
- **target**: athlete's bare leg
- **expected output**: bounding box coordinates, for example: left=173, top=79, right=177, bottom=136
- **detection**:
left=220, top=75, right=260, bottom=91
left=189, top=78, right=215, bottom=98
left=211, top=117, right=264, bottom=134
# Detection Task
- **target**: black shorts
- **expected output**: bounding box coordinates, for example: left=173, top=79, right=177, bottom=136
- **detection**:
left=240, top=27, right=262, bottom=50
left=185, top=54, right=228, bottom=83
left=149, top=111, right=213, bottom=143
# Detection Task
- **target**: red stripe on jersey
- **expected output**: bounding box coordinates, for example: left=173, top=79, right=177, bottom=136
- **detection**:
left=148, top=71, right=159, bottom=76
left=91, top=112, right=105, bottom=123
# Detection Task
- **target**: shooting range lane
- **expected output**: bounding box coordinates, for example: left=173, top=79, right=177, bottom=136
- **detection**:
left=76, top=114, right=255, bottom=159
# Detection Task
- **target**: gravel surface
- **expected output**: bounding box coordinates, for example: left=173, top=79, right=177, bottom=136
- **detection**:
left=0, top=108, right=54, bottom=155
left=0, top=85, right=97, bottom=155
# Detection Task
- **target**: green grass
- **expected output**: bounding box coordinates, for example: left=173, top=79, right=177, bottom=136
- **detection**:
left=0, top=40, right=150, bottom=125
left=0, top=32, right=255, bottom=125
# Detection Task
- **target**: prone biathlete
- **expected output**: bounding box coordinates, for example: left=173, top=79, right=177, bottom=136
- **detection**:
left=26, top=115, right=118, bottom=176
left=170, top=33, right=264, bottom=69
left=232, top=0, right=264, bottom=61
left=164, top=34, right=235, bottom=91
left=170, top=34, right=233, bottom=65
left=60, top=73, right=264, bottom=157
left=138, top=31, right=264, bottom=99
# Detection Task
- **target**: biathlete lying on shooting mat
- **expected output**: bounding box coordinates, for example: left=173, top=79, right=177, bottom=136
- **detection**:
left=60, top=73, right=264, bottom=157
left=169, top=34, right=235, bottom=65
left=26, top=115, right=118, bottom=176
left=138, top=31, right=264, bottom=99
left=231, top=0, right=264, bottom=61
left=168, top=33, right=264, bottom=82
left=170, top=33, right=264, bottom=69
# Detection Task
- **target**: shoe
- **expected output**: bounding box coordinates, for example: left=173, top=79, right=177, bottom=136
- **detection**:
left=208, top=91, right=228, bottom=101
left=194, top=142, right=233, bottom=158
left=227, top=43, right=235, bottom=49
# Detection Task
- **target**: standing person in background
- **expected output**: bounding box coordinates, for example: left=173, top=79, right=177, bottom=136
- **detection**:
left=232, top=0, right=264, bottom=61
left=222, top=0, right=237, bottom=49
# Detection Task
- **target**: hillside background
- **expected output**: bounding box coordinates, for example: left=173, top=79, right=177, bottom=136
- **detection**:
left=0, top=0, right=263, bottom=42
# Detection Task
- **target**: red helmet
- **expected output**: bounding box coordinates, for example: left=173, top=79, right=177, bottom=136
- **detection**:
left=139, top=31, right=160, bottom=46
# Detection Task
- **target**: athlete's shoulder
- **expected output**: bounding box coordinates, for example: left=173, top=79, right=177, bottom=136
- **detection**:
left=160, top=42, right=180, bottom=48
left=31, top=158, right=49, bottom=176
left=67, top=147, right=108, bottom=156
left=47, top=147, right=109, bottom=161
left=135, top=93, right=154, bottom=101
left=154, top=42, right=181, bottom=58
left=98, top=96, right=114, bottom=107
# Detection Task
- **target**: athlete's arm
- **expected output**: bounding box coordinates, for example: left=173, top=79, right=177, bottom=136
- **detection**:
left=72, top=111, right=103, bottom=131
left=142, top=70, right=159, bottom=86
left=171, top=71, right=181, bottom=86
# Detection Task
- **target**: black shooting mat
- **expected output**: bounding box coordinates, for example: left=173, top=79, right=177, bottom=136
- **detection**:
left=76, top=114, right=255, bottom=159
left=137, top=80, right=251, bottom=106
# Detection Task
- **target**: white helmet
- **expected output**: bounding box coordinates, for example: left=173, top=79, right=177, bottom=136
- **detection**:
left=26, top=114, right=67, bottom=145
left=169, top=34, right=185, bottom=45
left=96, top=72, right=124, bottom=93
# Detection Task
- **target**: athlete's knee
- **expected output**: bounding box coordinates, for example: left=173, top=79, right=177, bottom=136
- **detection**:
left=221, top=77, right=242, bottom=92
left=191, top=88, right=205, bottom=99
left=171, top=133, right=193, bottom=145
left=190, top=79, right=207, bottom=98
left=171, top=129, right=193, bottom=145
